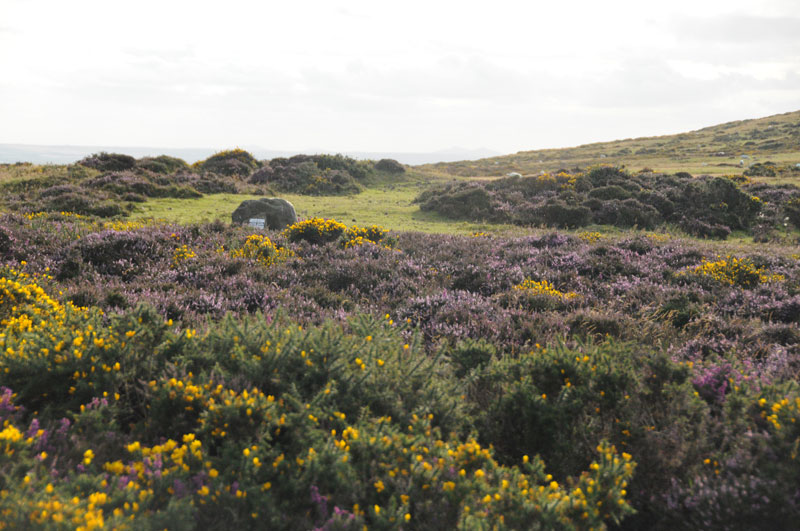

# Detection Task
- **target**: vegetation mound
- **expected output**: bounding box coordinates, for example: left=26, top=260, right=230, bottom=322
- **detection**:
left=249, top=154, right=373, bottom=196
left=416, top=166, right=800, bottom=238
left=194, top=148, right=261, bottom=177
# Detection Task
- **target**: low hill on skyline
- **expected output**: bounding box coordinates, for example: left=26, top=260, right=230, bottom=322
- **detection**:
left=420, top=110, right=800, bottom=178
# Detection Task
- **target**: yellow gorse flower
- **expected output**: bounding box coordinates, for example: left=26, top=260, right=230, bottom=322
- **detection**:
left=514, top=279, right=578, bottom=300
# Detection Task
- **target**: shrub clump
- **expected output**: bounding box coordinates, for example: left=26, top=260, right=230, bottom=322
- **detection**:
left=250, top=155, right=367, bottom=195
left=136, top=155, right=189, bottom=174
left=374, top=158, right=405, bottom=173
left=513, top=278, right=577, bottom=300
left=416, top=167, right=778, bottom=237
left=195, top=148, right=260, bottom=177
left=687, top=256, right=785, bottom=288
left=342, top=224, right=391, bottom=249
left=283, top=218, right=347, bottom=245
left=77, top=152, right=136, bottom=172
left=223, top=234, right=295, bottom=266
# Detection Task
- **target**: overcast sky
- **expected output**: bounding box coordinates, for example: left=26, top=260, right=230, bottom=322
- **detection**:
left=1, top=0, right=798, bottom=154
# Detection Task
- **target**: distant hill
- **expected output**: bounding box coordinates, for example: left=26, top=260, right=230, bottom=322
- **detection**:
left=0, top=143, right=500, bottom=166
left=419, top=110, right=800, bottom=178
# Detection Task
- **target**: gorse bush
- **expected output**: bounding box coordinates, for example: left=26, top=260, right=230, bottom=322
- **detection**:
left=283, top=217, right=347, bottom=245
left=0, top=275, right=644, bottom=529
left=514, top=278, right=578, bottom=300
left=1, top=211, right=800, bottom=527
left=687, top=255, right=785, bottom=288
left=223, top=234, right=295, bottom=266
left=282, top=218, right=390, bottom=248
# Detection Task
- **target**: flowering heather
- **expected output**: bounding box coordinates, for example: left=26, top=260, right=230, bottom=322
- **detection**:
left=0, top=212, right=799, bottom=528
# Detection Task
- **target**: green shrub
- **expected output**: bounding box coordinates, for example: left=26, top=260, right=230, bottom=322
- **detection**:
left=588, top=185, right=632, bottom=201
left=196, top=149, right=260, bottom=177
left=78, top=152, right=136, bottom=172
left=374, top=159, right=405, bottom=173
left=536, top=201, right=591, bottom=228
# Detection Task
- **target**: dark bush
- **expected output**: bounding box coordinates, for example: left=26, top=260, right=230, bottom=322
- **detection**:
left=193, top=175, right=238, bottom=194
left=196, top=149, right=259, bottom=177
left=588, top=185, right=632, bottom=201
left=785, top=197, right=800, bottom=229
left=248, top=164, right=274, bottom=184
left=449, top=338, right=497, bottom=377
left=78, top=152, right=136, bottom=172
left=536, top=201, right=591, bottom=228
left=419, top=185, right=496, bottom=221
left=0, top=225, right=15, bottom=257
left=136, top=155, right=188, bottom=174
left=616, top=199, right=660, bottom=228
left=413, top=167, right=786, bottom=237
left=374, top=158, right=405, bottom=173
left=679, top=219, right=731, bottom=240
left=76, top=230, right=169, bottom=277
left=253, top=154, right=371, bottom=195
left=744, top=162, right=778, bottom=177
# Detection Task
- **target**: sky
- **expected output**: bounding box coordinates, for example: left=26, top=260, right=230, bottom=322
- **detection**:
left=1, top=0, right=799, bottom=155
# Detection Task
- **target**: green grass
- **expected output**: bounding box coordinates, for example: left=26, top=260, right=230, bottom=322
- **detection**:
left=130, top=184, right=534, bottom=236
left=419, top=110, right=800, bottom=180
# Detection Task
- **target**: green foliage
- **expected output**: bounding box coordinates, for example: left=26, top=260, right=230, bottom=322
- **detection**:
left=136, top=155, right=189, bottom=174
left=78, top=152, right=136, bottom=172
left=196, top=149, right=260, bottom=177
left=374, top=159, right=405, bottom=174
left=0, top=272, right=644, bottom=529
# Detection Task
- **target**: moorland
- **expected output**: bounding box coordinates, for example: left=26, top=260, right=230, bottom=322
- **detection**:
left=0, top=111, right=799, bottom=530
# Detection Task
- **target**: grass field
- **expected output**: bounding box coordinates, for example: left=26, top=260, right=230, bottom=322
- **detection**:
left=129, top=181, right=532, bottom=236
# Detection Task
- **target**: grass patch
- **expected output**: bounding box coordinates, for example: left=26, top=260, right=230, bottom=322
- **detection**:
left=130, top=177, right=535, bottom=236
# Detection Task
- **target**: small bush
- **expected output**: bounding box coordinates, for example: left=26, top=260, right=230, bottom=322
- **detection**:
left=687, top=256, right=784, bottom=288
left=283, top=218, right=347, bottom=245
left=136, top=155, right=188, bottom=174
left=224, top=234, right=295, bottom=266
left=78, top=152, right=136, bottom=172
left=196, top=149, right=260, bottom=177
left=374, top=158, right=405, bottom=173
left=536, top=201, right=591, bottom=228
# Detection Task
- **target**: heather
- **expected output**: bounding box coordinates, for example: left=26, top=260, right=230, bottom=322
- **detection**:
left=1, top=151, right=408, bottom=220
left=415, top=166, right=800, bottom=238
left=1, top=212, right=800, bottom=529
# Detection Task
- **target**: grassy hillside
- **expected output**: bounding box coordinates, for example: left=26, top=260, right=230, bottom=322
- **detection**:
left=419, top=110, right=800, bottom=179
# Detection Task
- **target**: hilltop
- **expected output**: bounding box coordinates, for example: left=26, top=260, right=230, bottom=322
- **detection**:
left=419, top=110, right=800, bottom=178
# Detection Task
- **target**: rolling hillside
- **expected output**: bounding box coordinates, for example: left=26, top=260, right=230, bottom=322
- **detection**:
left=420, top=110, right=800, bottom=178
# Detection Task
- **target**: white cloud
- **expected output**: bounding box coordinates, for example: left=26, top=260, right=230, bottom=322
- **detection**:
left=0, top=0, right=798, bottom=153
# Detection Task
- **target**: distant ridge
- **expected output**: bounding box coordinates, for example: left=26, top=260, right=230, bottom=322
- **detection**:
left=420, top=110, right=800, bottom=177
left=0, top=143, right=500, bottom=166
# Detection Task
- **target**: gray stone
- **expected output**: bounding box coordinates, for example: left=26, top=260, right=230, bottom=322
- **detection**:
left=231, top=198, right=297, bottom=229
